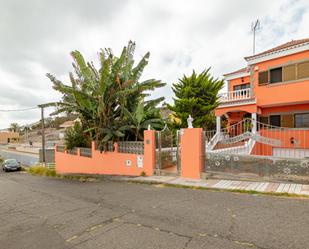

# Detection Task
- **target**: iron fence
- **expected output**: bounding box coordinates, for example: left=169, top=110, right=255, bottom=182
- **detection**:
left=155, top=129, right=181, bottom=173
left=56, top=145, right=65, bottom=153
left=118, top=141, right=144, bottom=154
left=80, top=148, right=92, bottom=158
left=204, top=130, right=217, bottom=144
left=67, top=147, right=78, bottom=155
left=95, top=141, right=115, bottom=152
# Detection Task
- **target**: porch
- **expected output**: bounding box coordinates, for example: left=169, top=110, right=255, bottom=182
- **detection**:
left=207, top=116, right=309, bottom=159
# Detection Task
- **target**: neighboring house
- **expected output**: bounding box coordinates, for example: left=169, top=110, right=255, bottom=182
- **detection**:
left=0, top=131, right=20, bottom=144
left=59, top=120, right=76, bottom=129
left=58, top=118, right=80, bottom=140
left=210, top=38, right=309, bottom=158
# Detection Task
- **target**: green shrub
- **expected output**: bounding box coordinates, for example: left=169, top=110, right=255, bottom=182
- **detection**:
left=0, top=156, right=3, bottom=164
left=28, top=166, right=57, bottom=177
left=64, top=122, right=90, bottom=150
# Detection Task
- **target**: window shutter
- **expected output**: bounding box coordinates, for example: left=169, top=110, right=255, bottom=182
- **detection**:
left=297, top=61, right=309, bottom=79
left=258, top=71, right=268, bottom=85
left=283, top=64, right=296, bottom=82
left=281, top=114, right=294, bottom=128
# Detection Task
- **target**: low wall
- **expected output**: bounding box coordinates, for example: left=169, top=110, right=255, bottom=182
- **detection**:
left=55, top=130, right=156, bottom=176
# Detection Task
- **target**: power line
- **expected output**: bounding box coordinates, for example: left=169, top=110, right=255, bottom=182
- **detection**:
left=0, top=104, right=55, bottom=112
left=0, top=107, right=39, bottom=112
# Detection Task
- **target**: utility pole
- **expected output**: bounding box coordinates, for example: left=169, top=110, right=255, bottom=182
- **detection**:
left=38, top=105, right=46, bottom=165
left=251, top=19, right=261, bottom=55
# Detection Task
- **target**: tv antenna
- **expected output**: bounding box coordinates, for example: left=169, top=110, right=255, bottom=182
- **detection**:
left=251, top=19, right=261, bottom=55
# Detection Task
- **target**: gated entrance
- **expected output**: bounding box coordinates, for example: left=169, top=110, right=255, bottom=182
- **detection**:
left=203, top=118, right=309, bottom=182
left=204, top=152, right=309, bottom=183
left=155, top=127, right=181, bottom=175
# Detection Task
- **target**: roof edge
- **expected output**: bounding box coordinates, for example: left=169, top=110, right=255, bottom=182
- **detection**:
left=245, top=41, right=309, bottom=62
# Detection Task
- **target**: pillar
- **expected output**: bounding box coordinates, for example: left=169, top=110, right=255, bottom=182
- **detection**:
left=143, top=130, right=156, bottom=176
left=252, top=113, right=257, bottom=133
left=180, top=128, right=203, bottom=179
left=216, top=116, right=221, bottom=134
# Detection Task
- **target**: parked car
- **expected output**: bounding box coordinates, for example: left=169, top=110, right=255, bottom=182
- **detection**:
left=2, top=159, right=21, bottom=172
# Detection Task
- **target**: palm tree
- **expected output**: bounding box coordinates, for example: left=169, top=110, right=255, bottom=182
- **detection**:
left=9, top=123, right=19, bottom=132
left=46, top=41, right=165, bottom=150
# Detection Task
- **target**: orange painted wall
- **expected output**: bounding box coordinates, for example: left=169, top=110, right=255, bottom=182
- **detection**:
left=180, top=128, right=203, bottom=179
left=228, top=75, right=250, bottom=92
left=55, top=130, right=156, bottom=176
left=253, top=50, right=309, bottom=107
left=215, top=103, right=257, bottom=116
left=251, top=129, right=309, bottom=156
left=261, top=103, right=309, bottom=116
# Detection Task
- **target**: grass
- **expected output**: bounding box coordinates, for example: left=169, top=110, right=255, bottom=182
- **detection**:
left=28, top=166, right=57, bottom=177
left=27, top=166, right=96, bottom=182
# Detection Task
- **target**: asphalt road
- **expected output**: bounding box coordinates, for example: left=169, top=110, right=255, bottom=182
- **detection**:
left=1, top=172, right=309, bottom=249
left=0, top=148, right=39, bottom=166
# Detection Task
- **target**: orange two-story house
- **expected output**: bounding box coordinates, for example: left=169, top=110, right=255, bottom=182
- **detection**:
left=213, top=38, right=309, bottom=158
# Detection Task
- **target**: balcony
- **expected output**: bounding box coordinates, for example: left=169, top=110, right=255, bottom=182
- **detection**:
left=218, top=88, right=256, bottom=106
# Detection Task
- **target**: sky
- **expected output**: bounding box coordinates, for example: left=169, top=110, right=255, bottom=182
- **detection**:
left=0, top=0, right=308, bottom=129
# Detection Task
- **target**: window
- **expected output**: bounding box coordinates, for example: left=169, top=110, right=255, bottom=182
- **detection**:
left=297, top=61, right=309, bottom=80
left=270, top=67, right=282, bottom=83
left=283, top=64, right=296, bottom=82
left=233, top=83, right=250, bottom=91
left=258, top=71, right=268, bottom=85
left=259, top=116, right=269, bottom=125
left=295, top=113, right=309, bottom=128
left=258, top=60, right=309, bottom=86
left=269, top=115, right=281, bottom=127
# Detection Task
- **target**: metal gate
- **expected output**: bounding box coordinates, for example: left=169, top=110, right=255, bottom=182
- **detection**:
left=203, top=118, right=309, bottom=182
left=204, top=152, right=309, bottom=183
left=156, top=127, right=181, bottom=175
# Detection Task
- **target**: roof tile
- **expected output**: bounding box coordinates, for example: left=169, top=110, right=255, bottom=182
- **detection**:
left=245, top=38, right=309, bottom=61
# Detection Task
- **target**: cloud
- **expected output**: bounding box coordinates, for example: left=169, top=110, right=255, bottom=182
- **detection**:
left=0, top=0, right=308, bottom=128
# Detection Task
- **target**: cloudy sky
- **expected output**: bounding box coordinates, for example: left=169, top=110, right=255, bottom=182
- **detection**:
left=0, top=0, right=308, bottom=129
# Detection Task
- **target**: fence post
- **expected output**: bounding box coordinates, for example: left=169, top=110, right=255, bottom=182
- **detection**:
left=143, top=130, right=156, bottom=176
left=77, top=148, right=81, bottom=156
left=114, top=142, right=119, bottom=153
left=180, top=128, right=203, bottom=179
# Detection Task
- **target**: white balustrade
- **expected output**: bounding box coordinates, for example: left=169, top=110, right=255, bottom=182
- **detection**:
left=219, top=88, right=253, bottom=103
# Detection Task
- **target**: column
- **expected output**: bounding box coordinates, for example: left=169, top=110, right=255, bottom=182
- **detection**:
left=216, top=116, right=221, bottom=134
left=143, top=130, right=156, bottom=176
left=252, top=113, right=257, bottom=133
left=180, top=128, right=203, bottom=179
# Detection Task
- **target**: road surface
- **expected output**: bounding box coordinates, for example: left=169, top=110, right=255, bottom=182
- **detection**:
left=0, top=148, right=39, bottom=166
left=1, top=171, right=309, bottom=249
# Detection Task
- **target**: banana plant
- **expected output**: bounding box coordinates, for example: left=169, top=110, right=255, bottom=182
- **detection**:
left=123, top=99, right=164, bottom=141
left=46, top=41, right=165, bottom=150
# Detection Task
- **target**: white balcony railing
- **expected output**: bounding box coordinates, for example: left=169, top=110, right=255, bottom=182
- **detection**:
left=219, top=88, right=254, bottom=104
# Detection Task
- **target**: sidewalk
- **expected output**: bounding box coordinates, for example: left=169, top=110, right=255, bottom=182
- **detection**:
left=127, top=175, right=309, bottom=196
